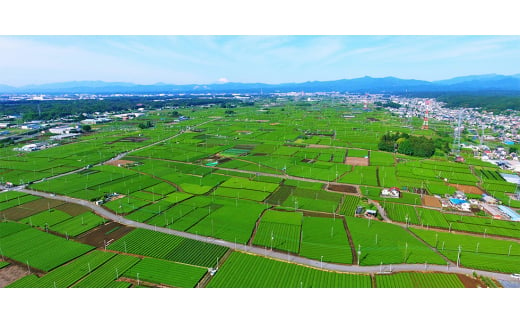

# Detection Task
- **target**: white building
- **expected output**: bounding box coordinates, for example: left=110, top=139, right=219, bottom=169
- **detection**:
left=49, top=126, right=77, bottom=134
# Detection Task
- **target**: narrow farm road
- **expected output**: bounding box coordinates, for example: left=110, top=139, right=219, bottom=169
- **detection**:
left=31, top=117, right=222, bottom=185
left=17, top=188, right=520, bottom=283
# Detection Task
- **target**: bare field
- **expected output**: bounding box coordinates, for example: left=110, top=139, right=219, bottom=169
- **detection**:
left=104, top=159, right=136, bottom=167
left=327, top=183, right=358, bottom=194
left=422, top=195, right=442, bottom=208
left=345, top=157, right=369, bottom=166
left=0, top=198, right=65, bottom=221
left=448, top=183, right=484, bottom=195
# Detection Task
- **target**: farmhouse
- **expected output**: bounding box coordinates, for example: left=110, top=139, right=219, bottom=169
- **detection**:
left=381, top=187, right=400, bottom=198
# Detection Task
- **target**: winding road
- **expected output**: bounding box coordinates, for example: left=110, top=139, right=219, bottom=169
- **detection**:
left=17, top=187, right=520, bottom=283
left=8, top=116, right=519, bottom=284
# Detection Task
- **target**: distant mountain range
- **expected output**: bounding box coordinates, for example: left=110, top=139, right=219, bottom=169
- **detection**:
left=2, top=74, right=520, bottom=95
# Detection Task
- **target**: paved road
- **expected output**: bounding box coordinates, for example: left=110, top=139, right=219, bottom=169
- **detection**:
left=18, top=188, right=520, bottom=283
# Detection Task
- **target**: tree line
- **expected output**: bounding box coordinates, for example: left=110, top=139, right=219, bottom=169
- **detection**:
left=378, top=132, right=436, bottom=157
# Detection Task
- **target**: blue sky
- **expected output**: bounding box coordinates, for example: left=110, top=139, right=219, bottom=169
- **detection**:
left=1, top=35, right=520, bottom=86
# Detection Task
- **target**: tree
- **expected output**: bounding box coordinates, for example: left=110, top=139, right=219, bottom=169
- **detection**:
left=81, top=124, right=92, bottom=132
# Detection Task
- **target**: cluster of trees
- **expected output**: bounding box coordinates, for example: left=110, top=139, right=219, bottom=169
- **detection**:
left=138, top=121, right=154, bottom=129
left=378, top=132, right=436, bottom=157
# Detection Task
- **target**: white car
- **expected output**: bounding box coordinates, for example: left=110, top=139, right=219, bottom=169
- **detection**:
left=511, top=273, right=520, bottom=279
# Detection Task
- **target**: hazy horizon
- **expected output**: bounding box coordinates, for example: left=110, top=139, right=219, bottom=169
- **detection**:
left=1, top=35, right=520, bottom=87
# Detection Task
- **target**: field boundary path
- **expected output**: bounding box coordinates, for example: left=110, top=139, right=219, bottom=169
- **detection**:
left=15, top=188, right=520, bottom=283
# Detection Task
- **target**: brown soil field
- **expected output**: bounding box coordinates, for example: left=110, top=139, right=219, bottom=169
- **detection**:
left=54, top=202, right=90, bottom=216
left=422, top=195, right=442, bottom=208
left=104, top=159, right=136, bottom=167
left=457, top=273, right=485, bottom=288
left=0, top=264, right=32, bottom=288
left=448, top=183, right=484, bottom=195
left=76, top=221, right=134, bottom=248
left=345, top=157, right=369, bottom=166
left=327, top=183, right=358, bottom=194
left=0, top=198, right=65, bottom=221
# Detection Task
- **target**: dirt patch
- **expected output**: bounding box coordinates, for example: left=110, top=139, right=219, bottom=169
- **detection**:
left=327, top=184, right=358, bottom=194
left=367, top=118, right=380, bottom=122
left=76, top=222, right=134, bottom=248
left=345, top=157, right=369, bottom=166
left=422, top=195, right=442, bottom=208
left=457, top=273, right=484, bottom=288
left=104, top=159, right=137, bottom=167
left=448, top=183, right=484, bottom=195
left=0, top=198, right=65, bottom=221
left=54, top=203, right=90, bottom=216
left=0, top=263, right=32, bottom=287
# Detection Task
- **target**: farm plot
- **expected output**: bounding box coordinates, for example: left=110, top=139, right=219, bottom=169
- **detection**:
left=378, top=166, right=400, bottom=188
left=212, top=187, right=271, bottom=202
left=73, top=254, right=141, bottom=288
left=219, top=176, right=279, bottom=192
left=0, top=221, right=30, bottom=238
left=338, top=166, right=378, bottom=186
left=0, top=223, right=94, bottom=271
left=375, top=272, right=464, bottom=288
left=346, top=217, right=446, bottom=266
left=0, top=261, right=9, bottom=269
left=415, top=208, right=450, bottom=228
left=123, top=257, right=207, bottom=288
left=107, top=228, right=228, bottom=268
left=253, top=210, right=303, bottom=253
left=50, top=212, right=107, bottom=237
left=6, top=250, right=115, bottom=288
left=370, top=151, right=395, bottom=166
left=103, top=196, right=150, bottom=214
left=206, top=252, right=371, bottom=288
left=124, top=200, right=176, bottom=223
left=410, top=228, right=520, bottom=273
left=19, top=208, right=72, bottom=228
left=339, top=195, right=360, bottom=216
left=282, top=187, right=343, bottom=213
left=299, top=216, right=352, bottom=264
left=0, top=194, right=42, bottom=214
left=187, top=199, right=269, bottom=243
left=383, top=202, right=420, bottom=225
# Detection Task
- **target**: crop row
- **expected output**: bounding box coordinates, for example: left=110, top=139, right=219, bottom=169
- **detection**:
left=346, top=217, right=446, bottom=266
left=122, top=257, right=207, bottom=288
left=6, top=250, right=115, bottom=288
left=411, top=228, right=520, bottom=273
left=108, top=228, right=228, bottom=268
left=376, top=272, right=464, bottom=288
left=339, top=195, right=360, bottom=216
left=73, top=254, right=141, bottom=288
left=0, top=223, right=94, bottom=271
left=206, top=252, right=371, bottom=288
left=299, top=216, right=352, bottom=264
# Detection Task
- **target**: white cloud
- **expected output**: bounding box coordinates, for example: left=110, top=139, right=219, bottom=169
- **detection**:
left=217, top=77, right=229, bottom=83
